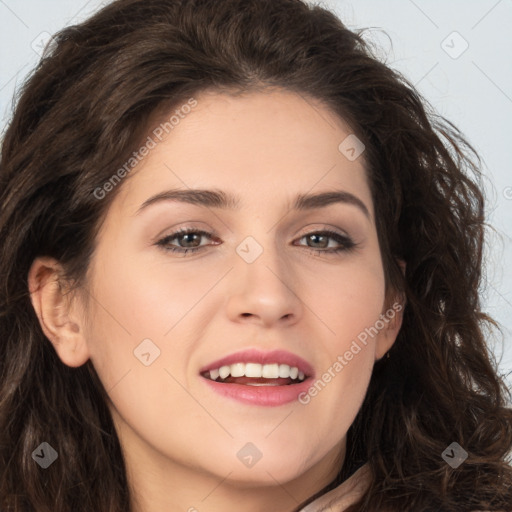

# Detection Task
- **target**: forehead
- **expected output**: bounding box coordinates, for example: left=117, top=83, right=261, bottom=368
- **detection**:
left=109, top=89, right=373, bottom=219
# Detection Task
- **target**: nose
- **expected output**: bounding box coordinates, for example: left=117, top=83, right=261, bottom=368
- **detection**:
left=225, top=239, right=303, bottom=328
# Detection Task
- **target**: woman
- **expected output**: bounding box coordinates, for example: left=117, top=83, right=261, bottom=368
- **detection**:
left=0, top=0, right=511, bottom=510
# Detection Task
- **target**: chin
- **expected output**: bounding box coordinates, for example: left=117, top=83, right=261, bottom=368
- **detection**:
left=218, top=459, right=309, bottom=487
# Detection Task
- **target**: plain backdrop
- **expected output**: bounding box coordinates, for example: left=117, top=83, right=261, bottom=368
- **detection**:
left=1, top=0, right=511, bottom=396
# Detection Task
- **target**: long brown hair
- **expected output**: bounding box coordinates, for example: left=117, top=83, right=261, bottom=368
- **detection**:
left=1, top=0, right=511, bottom=510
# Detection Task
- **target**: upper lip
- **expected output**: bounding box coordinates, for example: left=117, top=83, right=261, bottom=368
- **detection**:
left=199, top=349, right=315, bottom=378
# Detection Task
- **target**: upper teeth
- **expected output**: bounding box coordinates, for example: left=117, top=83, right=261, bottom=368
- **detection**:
left=208, top=363, right=305, bottom=381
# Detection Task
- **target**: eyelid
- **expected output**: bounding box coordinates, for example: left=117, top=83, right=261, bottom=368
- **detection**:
left=295, top=223, right=350, bottom=238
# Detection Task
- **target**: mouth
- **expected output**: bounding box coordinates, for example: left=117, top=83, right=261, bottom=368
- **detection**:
left=199, top=349, right=314, bottom=406
left=201, top=362, right=308, bottom=386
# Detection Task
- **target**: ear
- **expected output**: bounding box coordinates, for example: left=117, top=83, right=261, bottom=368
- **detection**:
left=28, top=256, right=90, bottom=367
left=375, top=259, right=406, bottom=360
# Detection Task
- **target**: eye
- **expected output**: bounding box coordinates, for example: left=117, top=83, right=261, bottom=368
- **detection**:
left=294, top=230, right=356, bottom=255
left=155, top=228, right=217, bottom=256
left=155, top=228, right=356, bottom=256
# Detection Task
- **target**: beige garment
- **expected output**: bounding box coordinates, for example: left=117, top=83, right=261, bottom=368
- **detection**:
left=298, top=462, right=371, bottom=512
left=298, top=463, right=494, bottom=512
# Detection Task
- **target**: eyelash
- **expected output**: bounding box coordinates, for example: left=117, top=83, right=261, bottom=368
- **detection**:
left=155, top=227, right=357, bottom=256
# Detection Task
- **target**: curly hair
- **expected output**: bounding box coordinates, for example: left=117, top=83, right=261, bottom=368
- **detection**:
left=0, top=0, right=511, bottom=510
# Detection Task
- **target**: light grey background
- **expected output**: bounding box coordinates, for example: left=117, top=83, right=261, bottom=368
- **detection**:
left=1, top=0, right=511, bottom=394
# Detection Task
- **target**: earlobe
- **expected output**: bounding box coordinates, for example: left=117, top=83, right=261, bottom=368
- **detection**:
left=375, top=261, right=407, bottom=361
left=375, top=299, right=405, bottom=360
left=28, top=256, right=90, bottom=367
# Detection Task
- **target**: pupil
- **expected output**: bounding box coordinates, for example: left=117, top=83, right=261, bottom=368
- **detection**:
left=182, top=234, right=199, bottom=247
left=310, top=234, right=327, bottom=248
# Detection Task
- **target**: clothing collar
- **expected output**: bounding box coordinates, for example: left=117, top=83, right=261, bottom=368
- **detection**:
left=298, top=462, right=371, bottom=512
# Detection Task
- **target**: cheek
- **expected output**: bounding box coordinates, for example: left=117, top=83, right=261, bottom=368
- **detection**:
left=83, top=245, right=223, bottom=395
left=309, top=254, right=386, bottom=349
left=82, top=257, right=193, bottom=440
left=302, top=253, right=385, bottom=410
left=86, top=249, right=208, bottom=339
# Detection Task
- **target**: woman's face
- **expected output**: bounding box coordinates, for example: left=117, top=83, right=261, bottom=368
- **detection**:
left=42, top=90, right=402, bottom=495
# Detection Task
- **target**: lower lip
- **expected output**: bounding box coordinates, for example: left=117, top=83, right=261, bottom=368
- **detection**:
left=201, top=376, right=314, bottom=406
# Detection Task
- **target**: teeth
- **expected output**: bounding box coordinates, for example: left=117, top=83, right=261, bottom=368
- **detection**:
left=262, top=363, right=279, bottom=378
left=245, top=363, right=262, bottom=378
left=219, top=365, right=230, bottom=379
left=230, top=363, right=245, bottom=377
left=278, top=364, right=290, bottom=378
left=245, top=382, right=281, bottom=386
left=207, top=362, right=306, bottom=382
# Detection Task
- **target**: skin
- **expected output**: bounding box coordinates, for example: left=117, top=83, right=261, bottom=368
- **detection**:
left=28, top=89, right=404, bottom=512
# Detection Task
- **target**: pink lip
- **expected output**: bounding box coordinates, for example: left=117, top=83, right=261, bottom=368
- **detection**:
left=199, top=349, right=315, bottom=377
left=201, top=376, right=313, bottom=406
left=199, top=349, right=315, bottom=407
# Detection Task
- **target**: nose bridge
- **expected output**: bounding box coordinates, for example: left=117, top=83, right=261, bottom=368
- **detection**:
left=225, top=229, right=303, bottom=325
left=236, top=231, right=293, bottom=291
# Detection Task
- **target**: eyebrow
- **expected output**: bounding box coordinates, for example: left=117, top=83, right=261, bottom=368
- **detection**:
left=136, top=188, right=370, bottom=219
